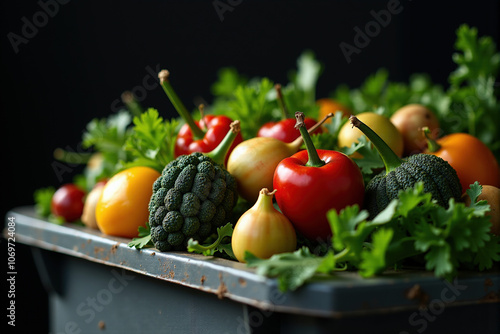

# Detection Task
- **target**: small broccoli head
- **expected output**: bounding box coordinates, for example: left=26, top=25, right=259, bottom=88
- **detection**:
left=148, top=152, right=238, bottom=251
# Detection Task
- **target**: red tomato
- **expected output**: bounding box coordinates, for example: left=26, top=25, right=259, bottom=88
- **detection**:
left=257, top=117, right=323, bottom=143
left=51, top=184, right=86, bottom=222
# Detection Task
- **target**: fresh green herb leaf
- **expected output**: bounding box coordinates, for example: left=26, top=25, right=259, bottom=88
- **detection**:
left=128, top=234, right=152, bottom=249
left=311, top=112, right=349, bottom=150
left=122, top=108, right=179, bottom=172
left=250, top=181, right=499, bottom=290
left=471, top=235, right=500, bottom=270
left=245, top=247, right=326, bottom=292
left=211, top=67, right=248, bottom=98
left=33, top=187, right=55, bottom=217
left=339, top=136, right=384, bottom=176
left=442, top=24, right=500, bottom=155
left=187, top=223, right=235, bottom=258
left=359, top=228, right=393, bottom=277
left=210, top=51, right=324, bottom=139
left=464, top=181, right=491, bottom=216
left=128, top=223, right=153, bottom=249
left=212, top=77, right=276, bottom=139
left=449, top=24, right=500, bottom=87
left=81, top=110, right=134, bottom=186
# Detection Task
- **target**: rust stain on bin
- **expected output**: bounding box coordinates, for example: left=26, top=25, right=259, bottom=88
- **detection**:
left=93, top=246, right=111, bottom=261
left=110, top=243, right=119, bottom=254
left=158, top=270, right=175, bottom=280
left=481, top=291, right=500, bottom=303
left=217, top=281, right=227, bottom=299
left=217, top=272, right=227, bottom=299
left=158, top=258, right=174, bottom=276
left=405, top=284, right=429, bottom=309
left=200, top=275, right=206, bottom=285
left=238, top=278, right=247, bottom=287
left=94, top=246, right=105, bottom=256
left=484, top=278, right=494, bottom=292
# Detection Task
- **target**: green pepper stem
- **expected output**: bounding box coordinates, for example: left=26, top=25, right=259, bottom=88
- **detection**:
left=158, top=70, right=205, bottom=139
left=205, top=121, right=241, bottom=166
left=121, top=91, right=144, bottom=117
left=288, top=112, right=334, bottom=151
left=422, top=127, right=441, bottom=152
left=295, top=111, right=325, bottom=167
left=349, top=115, right=402, bottom=174
left=275, top=84, right=289, bottom=119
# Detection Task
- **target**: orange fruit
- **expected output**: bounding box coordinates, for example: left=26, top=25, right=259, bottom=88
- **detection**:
left=317, top=98, right=351, bottom=123
left=95, top=166, right=160, bottom=238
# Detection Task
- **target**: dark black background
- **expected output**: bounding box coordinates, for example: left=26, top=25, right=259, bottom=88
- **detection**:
left=1, top=1, right=498, bottom=333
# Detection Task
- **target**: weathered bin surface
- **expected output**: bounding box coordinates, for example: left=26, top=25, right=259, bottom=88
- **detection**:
left=6, top=206, right=500, bottom=333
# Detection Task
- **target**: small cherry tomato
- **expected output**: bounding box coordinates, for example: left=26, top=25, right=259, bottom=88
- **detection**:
left=51, top=184, right=86, bottom=222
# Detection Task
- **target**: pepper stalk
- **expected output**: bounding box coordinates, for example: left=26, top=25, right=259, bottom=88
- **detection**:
left=275, top=84, right=290, bottom=119
left=158, top=70, right=205, bottom=139
left=422, top=127, right=442, bottom=152
left=349, top=115, right=403, bottom=174
left=295, top=111, right=325, bottom=167
left=205, top=120, right=241, bottom=167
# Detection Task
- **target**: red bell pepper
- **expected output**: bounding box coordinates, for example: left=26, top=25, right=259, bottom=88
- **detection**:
left=257, top=84, right=323, bottom=143
left=273, top=112, right=365, bottom=240
left=159, top=70, right=243, bottom=164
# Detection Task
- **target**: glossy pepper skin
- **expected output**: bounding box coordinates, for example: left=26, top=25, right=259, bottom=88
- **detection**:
left=159, top=70, right=243, bottom=165
left=273, top=112, right=365, bottom=240
left=175, top=114, right=243, bottom=160
left=257, top=83, right=323, bottom=143
left=257, top=118, right=323, bottom=143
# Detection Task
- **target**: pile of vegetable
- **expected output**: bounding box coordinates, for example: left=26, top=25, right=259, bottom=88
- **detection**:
left=34, top=24, right=499, bottom=291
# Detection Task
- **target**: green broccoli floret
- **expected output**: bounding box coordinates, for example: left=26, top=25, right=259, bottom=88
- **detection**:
left=162, top=211, right=183, bottom=232
left=192, top=173, right=212, bottom=200
left=198, top=200, right=216, bottom=223
left=180, top=193, right=200, bottom=217
left=148, top=151, right=238, bottom=252
left=164, top=188, right=182, bottom=211
left=182, top=217, right=200, bottom=236
left=161, top=165, right=182, bottom=189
